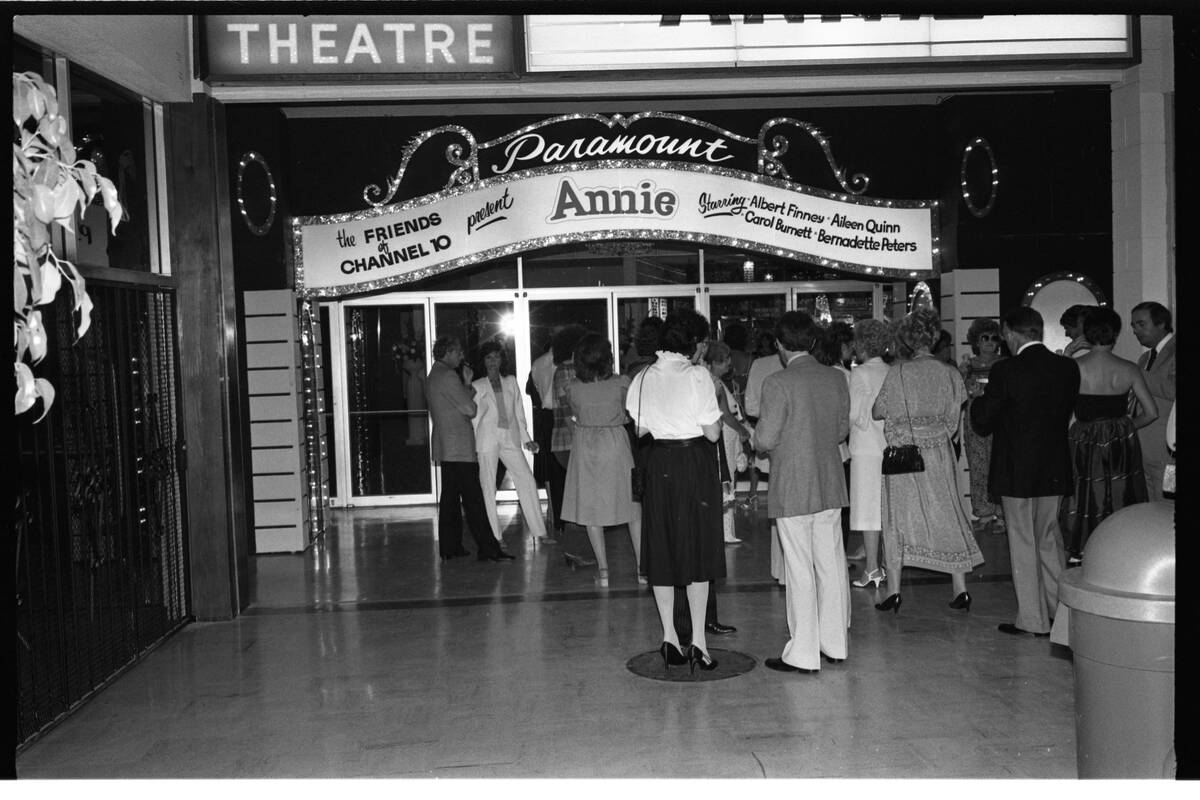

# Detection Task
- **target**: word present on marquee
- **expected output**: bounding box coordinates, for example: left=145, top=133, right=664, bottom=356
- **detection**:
left=293, top=164, right=937, bottom=297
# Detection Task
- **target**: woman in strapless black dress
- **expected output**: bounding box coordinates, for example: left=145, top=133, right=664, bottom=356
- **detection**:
left=1059, top=307, right=1158, bottom=566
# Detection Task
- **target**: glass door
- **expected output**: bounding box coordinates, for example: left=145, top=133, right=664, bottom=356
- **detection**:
left=611, top=287, right=698, bottom=374
left=329, top=299, right=434, bottom=506
left=792, top=281, right=889, bottom=325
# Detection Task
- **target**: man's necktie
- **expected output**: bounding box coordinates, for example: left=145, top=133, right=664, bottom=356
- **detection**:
left=1145, top=348, right=1157, bottom=371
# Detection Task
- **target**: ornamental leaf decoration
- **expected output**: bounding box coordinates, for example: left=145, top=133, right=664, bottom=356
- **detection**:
left=12, top=71, right=124, bottom=419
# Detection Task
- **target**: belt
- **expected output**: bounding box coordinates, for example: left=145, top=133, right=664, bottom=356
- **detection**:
left=651, top=437, right=705, bottom=448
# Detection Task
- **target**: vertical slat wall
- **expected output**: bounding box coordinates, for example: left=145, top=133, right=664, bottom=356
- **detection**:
left=941, top=269, right=1001, bottom=519
left=244, top=290, right=307, bottom=552
left=298, top=300, right=329, bottom=544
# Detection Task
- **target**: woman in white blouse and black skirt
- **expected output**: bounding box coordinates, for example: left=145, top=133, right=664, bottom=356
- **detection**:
left=626, top=310, right=724, bottom=674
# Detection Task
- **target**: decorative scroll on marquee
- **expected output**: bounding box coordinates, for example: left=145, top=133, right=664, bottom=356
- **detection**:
left=362, top=112, right=870, bottom=207
left=292, top=113, right=937, bottom=298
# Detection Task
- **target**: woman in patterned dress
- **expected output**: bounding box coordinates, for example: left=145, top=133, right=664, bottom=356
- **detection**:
left=873, top=310, right=983, bottom=614
left=958, top=318, right=1007, bottom=534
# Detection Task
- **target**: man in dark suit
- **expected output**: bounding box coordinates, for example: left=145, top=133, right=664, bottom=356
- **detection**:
left=1130, top=301, right=1176, bottom=499
left=755, top=311, right=851, bottom=673
left=971, top=307, right=1080, bottom=637
left=426, top=336, right=512, bottom=562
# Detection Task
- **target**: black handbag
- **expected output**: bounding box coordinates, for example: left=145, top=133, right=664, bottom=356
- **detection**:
left=881, top=364, right=926, bottom=475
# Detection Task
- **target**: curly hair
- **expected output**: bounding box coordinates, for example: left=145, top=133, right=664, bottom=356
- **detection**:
left=432, top=336, right=461, bottom=361
left=704, top=339, right=731, bottom=365
left=573, top=334, right=615, bottom=383
left=894, top=309, right=941, bottom=354
left=966, top=317, right=1001, bottom=355
left=853, top=318, right=891, bottom=360
left=478, top=339, right=509, bottom=372
left=659, top=310, right=706, bottom=357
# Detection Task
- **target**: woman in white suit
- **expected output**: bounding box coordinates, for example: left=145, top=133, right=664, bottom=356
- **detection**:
left=472, top=340, right=550, bottom=546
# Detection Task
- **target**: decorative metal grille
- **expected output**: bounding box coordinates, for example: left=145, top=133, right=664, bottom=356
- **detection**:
left=15, top=279, right=190, bottom=747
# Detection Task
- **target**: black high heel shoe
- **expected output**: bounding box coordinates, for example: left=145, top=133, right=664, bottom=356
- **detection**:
left=875, top=594, right=902, bottom=614
left=686, top=644, right=718, bottom=675
left=659, top=641, right=688, bottom=669
left=949, top=592, right=972, bottom=612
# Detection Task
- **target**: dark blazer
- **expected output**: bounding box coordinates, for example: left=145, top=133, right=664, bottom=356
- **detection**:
left=970, top=342, right=1080, bottom=498
left=426, top=361, right=478, bottom=464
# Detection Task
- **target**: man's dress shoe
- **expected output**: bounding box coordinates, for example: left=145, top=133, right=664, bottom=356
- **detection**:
left=765, top=657, right=817, bottom=674
left=705, top=621, right=737, bottom=636
left=998, top=623, right=1049, bottom=638
left=479, top=550, right=516, bottom=562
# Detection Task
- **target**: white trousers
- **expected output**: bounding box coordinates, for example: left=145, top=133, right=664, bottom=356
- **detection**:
left=478, top=443, right=548, bottom=541
left=777, top=509, right=850, bottom=669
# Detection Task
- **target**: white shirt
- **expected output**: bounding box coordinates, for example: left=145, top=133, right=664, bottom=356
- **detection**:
left=626, top=351, right=722, bottom=439
left=743, top=353, right=784, bottom=418
left=530, top=350, right=556, bottom=409
left=1016, top=340, right=1045, bottom=355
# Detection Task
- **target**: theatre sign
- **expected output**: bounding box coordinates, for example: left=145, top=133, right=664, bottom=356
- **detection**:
left=203, top=15, right=516, bottom=78
left=291, top=113, right=940, bottom=298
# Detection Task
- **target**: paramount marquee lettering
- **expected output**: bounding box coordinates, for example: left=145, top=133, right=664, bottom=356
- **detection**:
left=494, top=132, right=734, bottom=175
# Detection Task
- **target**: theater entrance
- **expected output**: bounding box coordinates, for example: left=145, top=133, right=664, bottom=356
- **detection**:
left=320, top=250, right=900, bottom=507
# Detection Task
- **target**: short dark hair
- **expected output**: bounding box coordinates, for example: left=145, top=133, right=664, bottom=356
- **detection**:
left=634, top=316, right=664, bottom=358
left=813, top=321, right=853, bottom=367
left=552, top=324, right=590, bottom=364
left=1002, top=306, right=1044, bottom=340
left=722, top=322, right=749, bottom=351
left=573, top=333, right=614, bottom=382
left=1059, top=304, right=1094, bottom=329
left=754, top=329, right=777, bottom=355
left=1084, top=306, right=1122, bottom=347
left=659, top=309, right=706, bottom=357
left=1131, top=301, right=1173, bottom=332
left=775, top=311, right=818, bottom=353
left=478, top=339, right=509, bottom=371
left=432, top=336, right=461, bottom=361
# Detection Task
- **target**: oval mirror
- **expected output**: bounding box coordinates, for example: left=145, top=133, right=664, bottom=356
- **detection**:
left=1020, top=271, right=1108, bottom=355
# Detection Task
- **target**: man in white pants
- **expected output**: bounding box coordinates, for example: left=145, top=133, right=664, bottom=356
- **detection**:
left=754, top=311, right=851, bottom=674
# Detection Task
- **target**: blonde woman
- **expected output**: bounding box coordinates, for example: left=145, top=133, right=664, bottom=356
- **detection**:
left=848, top=319, right=891, bottom=589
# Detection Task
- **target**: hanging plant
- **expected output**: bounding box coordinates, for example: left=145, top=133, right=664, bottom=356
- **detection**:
left=13, top=70, right=122, bottom=420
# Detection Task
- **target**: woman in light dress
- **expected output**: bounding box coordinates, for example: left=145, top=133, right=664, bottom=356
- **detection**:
left=848, top=319, right=891, bottom=589
left=561, top=333, right=641, bottom=587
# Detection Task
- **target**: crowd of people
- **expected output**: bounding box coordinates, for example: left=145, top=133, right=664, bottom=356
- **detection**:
left=422, top=297, right=1175, bottom=673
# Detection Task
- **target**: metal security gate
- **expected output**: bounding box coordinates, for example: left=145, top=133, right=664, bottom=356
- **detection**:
left=15, top=278, right=190, bottom=747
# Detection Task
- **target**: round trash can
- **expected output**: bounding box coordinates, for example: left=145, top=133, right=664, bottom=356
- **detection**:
left=1058, top=501, right=1175, bottom=778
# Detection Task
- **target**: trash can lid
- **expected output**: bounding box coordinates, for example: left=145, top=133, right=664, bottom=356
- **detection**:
left=1059, top=501, right=1174, bottom=622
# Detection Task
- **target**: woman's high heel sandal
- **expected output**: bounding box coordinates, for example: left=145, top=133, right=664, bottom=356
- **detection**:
left=875, top=594, right=902, bottom=614
left=949, top=592, right=972, bottom=612
left=852, top=568, right=886, bottom=589
left=659, top=641, right=688, bottom=669
left=686, top=644, right=718, bottom=675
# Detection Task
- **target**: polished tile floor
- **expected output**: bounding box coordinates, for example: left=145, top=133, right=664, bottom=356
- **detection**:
left=18, top=499, right=1084, bottom=779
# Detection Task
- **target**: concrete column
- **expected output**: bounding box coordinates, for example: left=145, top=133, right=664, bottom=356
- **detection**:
left=1111, top=16, right=1175, bottom=360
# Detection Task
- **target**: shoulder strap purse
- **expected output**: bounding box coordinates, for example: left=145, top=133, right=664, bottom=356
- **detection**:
left=881, top=363, right=926, bottom=475
left=630, top=370, right=648, bottom=500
